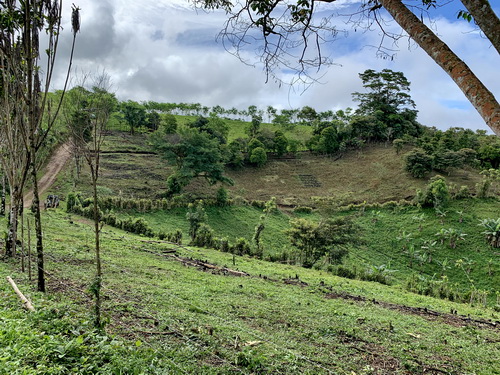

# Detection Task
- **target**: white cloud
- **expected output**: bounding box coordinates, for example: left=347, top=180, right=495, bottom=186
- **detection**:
left=50, top=0, right=498, bottom=133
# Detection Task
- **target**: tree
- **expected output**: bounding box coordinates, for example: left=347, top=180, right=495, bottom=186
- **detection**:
left=145, top=111, right=161, bottom=131
left=194, top=0, right=499, bottom=135
left=151, top=127, right=233, bottom=195
left=274, top=130, right=289, bottom=157
left=69, top=75, right=116, bottom=328
left=286, top=217, right=358, bottom=268
left=0, top=2, right=79, bottom=293
left=121, top=100, right=146, bottom=134
left=405, top=148, right=434, bottom=178
left=249, top=147, right=268, bottom=167
left=352, top=69, right=422, bottom=140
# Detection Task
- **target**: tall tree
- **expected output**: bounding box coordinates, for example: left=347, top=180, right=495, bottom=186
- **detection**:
left=194, top=0, right=500, bottom=135
left=0, top=1, right=79, bottom=291
left=352, top=69, right=422, bottom=140
left=69, top=75, right=116, bottom=328
left=121, top=100, right=146, bottom=134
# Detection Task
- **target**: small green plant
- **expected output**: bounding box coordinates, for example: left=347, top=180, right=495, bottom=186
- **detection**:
left=435, top=228, right=466, bottom=249
left=478, top=218, right=500, bottom=248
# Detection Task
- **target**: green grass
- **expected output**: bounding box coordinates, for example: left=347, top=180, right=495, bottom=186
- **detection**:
left=1, top=209, right=499, bottom=374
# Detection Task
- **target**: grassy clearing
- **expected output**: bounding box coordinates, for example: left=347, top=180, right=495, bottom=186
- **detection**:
left=2, top=209, right=499, bottom=374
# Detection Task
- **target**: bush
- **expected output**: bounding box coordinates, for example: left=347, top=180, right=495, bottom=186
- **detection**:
left=191, top=223, right=215, bottom=248
left=217, top=237, right=230, bottom=253
left=404, top=148, right=433, bottom=178
left=293, top=206, right=313, bottom=214
left=250, top=147, right=268, bottom=167
left=232, top=238, right=251, bottom=256
left=416, top=175, right=450, bottom=211
left=66, top=192, right=83, bottom=212
left=215, top=187, right=229, bottom=207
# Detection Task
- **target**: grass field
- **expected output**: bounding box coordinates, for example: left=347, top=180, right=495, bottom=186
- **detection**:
left=1, top=208, right=499, bottom=374
left=2, top=122, right=500, bottom=374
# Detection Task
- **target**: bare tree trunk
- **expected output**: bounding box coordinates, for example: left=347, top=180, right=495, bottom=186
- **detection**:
left=460, top=0, right=500, bottom=55
left=1, top=174, right=5, bottom=217
left=6, top=191, right=20, bottom=257
left=379, top=0, right=500, bottom=136
left=92, top=172, right=102, bottom=328
left=29, top=146, right=45, bottom=292
left=20, top=205, right=25, bottom=273
left=27, top=215, right=32, bottom=281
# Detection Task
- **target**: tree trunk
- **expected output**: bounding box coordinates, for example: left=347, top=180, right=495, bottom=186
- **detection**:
left=29, top=145, right=45, bottom=293
left=460, top=0, right=500, bottom=55
left=6, top=191, right=20, bottom=257
left=92, top=172, right=102, bottom=328
left=1, top=174, right=5, bottom=217
left=378, top=0, right=500, bottom=136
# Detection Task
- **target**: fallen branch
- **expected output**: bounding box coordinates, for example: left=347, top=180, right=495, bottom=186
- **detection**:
left=6, top=276, right=35, bottom=312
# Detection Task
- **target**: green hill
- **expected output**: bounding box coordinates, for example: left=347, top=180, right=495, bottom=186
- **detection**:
left=2, top=123, right=500, bottom=374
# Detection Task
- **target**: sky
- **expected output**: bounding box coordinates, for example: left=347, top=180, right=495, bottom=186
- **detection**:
left=50, top=0, right=499, bottom=133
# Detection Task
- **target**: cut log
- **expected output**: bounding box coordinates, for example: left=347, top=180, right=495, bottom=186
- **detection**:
left=6, top=276, right=35, bottom=311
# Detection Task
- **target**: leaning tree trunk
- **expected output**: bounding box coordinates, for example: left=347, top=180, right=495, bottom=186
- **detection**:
left=379, top=0, right=500, bottom=136
left=460, top=0, right=500, bottom=56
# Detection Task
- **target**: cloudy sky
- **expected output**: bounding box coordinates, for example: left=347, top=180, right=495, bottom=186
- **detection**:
left=51, top=0, right=499, bottom=132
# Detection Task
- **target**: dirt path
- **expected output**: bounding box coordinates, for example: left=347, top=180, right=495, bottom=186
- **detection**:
left=23, top=142, right=72, bottom=208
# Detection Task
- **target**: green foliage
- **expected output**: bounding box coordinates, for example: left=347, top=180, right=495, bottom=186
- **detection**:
left=405, top=274, right=465, bottom=303
left=162, top=113, right=178, bottom=134
left=120, top=100, right=146, bottom=134
left=151, top=127, right=233, bottom=195
left=478, top=218, right=500, bottom=248
left=231, top=237, right=252, bottom=256
left=186, top=201, right=207, bottom=241
left=416, top=176, right=450, bottom=212
left=191, top=223, right=216, bottom=248
left=352, top=69, right=421, bottom=141
left=393, top=138, right=404, bottom=154
left=249, top=147, right=267, bottom=167
left=145, top=111, right=161, bottom=131
left=286, top=216, right=358, bottom=268
left=273, top=130, right=288, bottom=157
left=158, top=228, right=183, bottom=244
left=215, top=187, right=229, bottom=206
left=404, top=149, right=433, bottom=178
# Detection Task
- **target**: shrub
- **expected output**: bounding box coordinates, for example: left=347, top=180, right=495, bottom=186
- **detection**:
left=191, top=223, right=215, bottom=248
left=217, top=237, right=230, bottom=253
left=186, top=201, right=207, bottom=241
left=249, top=147, right=268, bottom=167
left=478, top=218, right=500, bottom=248
left=158, top=229, right=183, bottom=244
left=293, top=206, right=313, bottom=214
left=416, top=175, right=450, bottom=211
left=404, top=148, right=433, bottom=178
left=232, top=238, right=251, bottom=256
left=66, top=192, right=83, bottom=212
left=215, top=187, right=229, bottom=207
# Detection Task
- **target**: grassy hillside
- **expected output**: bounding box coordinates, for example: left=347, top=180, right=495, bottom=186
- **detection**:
left=3, top=120, right=499, bottom=373
left=1, top=209, right=499, bottom=374
left=51, top=130, right=484, bottom=206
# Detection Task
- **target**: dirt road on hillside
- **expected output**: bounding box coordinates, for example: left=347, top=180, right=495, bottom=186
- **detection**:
left=23, top=142, right=72, bottom=208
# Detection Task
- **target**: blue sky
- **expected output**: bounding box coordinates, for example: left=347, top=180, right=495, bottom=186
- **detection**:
left=52, top=0, right=499, bottom=133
